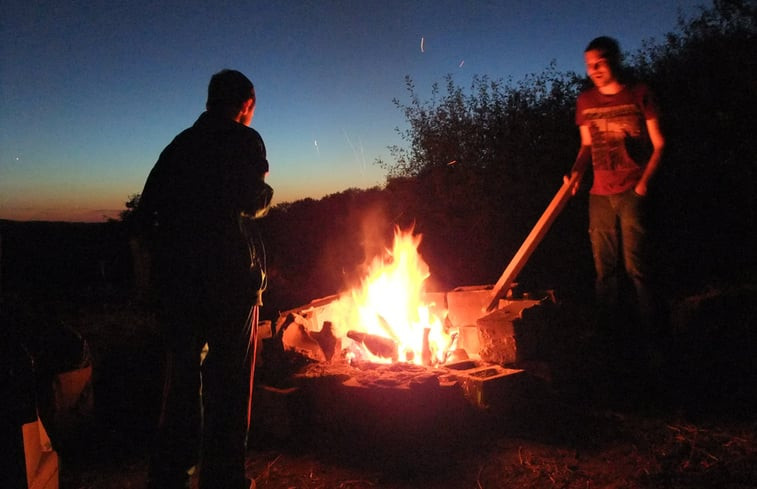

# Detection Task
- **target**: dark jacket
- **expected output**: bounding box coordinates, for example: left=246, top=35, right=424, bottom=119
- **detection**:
left=134, top=111, right=273, bottom=301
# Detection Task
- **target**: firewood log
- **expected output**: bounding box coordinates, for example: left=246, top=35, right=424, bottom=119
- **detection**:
left=346, top=331, right=398, bottom=361
left=311, top=321, right=338, bottom=362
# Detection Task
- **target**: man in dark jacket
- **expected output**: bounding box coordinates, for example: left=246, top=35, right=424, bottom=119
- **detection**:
left=136, top=69, right=272, bottom=489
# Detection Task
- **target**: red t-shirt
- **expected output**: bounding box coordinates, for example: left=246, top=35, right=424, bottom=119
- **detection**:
left=576, top=83, right=660, bottom=195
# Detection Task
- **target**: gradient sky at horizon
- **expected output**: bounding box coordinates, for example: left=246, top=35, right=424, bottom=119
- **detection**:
left=1, top=0, right=705, bottom=222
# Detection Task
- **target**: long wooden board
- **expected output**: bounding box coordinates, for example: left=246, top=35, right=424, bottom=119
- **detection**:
left=486, top=172, right=581, bottom=311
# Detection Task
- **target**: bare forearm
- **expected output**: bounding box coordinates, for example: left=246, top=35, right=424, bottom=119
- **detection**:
left=636, top=118, right=665, bottom=195
left=570, top=145, right=592, bottom=176
left=635, top=148, right=663, bottom=195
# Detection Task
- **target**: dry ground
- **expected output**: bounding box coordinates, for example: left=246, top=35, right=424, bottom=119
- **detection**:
left=60, top=398, right=757, bottom=489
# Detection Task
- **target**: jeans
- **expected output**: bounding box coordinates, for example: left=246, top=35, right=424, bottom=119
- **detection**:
left=588, top=188, right=654, bottom=328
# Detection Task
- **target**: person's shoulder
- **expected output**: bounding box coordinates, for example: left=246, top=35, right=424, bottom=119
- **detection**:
left=578, top=84, right=598, bottom=97
left=576, top=86, right=599, bottom=106
left=237, top=124, right=265, bottom=146
left=159, top=124, right=195, bottom=154
left=626, top=80, right=654, bottom=96
left=162, top=125, right=201, bottom=155
left=628, top=81, right=660, bottom=116
left=231, top=125, right=266, bottom=161
left=625, top=82, right=657, bottom=104
left=242, top=124, right=263, bottom=138
left=175, top=123, right=199, bottom=139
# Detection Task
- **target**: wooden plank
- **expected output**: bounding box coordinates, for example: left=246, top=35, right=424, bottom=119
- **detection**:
left=486, top=172, right=581, bottom=311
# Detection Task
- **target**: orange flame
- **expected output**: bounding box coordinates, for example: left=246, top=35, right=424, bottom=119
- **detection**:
left=320, top=227, right=454, bottom=364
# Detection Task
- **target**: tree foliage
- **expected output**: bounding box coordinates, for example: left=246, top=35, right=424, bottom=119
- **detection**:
left=115, top=193, right=141, bottom=224
left=630, top=0, right=757, bottom=291
left=380, top=64, right=584, bottom=180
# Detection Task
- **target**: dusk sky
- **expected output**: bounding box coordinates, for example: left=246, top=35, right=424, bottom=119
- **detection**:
left=1, top=0, right=704, bottom=222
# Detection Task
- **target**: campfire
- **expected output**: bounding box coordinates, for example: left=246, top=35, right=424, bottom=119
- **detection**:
left=287, top=227, right=456, bottom=366
left=264, top=225, right=555, bottom=413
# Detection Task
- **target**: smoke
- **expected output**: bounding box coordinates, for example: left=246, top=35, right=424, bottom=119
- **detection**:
left=358, top=203, right=392, bottom=268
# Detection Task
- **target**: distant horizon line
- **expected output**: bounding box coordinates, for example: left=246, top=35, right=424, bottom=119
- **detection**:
left=0, top=189, right=384, bottom=224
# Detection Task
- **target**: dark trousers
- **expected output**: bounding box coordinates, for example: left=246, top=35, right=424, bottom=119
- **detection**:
left=148, top=279, right=257, bottom=489
left=588, top=189, right=655, bottom=329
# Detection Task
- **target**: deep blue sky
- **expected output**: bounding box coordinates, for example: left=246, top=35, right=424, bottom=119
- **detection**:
left=1, top=0, right=704, bottom=221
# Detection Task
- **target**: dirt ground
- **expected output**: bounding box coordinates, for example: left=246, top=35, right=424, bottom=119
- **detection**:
left=24, top=286, right=757, bottom=488
left=59, top=386, right=757, bottom=489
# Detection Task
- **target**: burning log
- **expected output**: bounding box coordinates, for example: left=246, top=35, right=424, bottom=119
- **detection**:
left=346, top=331, right=398, bottom=362
left=311, top=321, right=338, bottom=362
left=281, top=313, right=327, bottom=362
left=421, top=327, right=431, bottom=366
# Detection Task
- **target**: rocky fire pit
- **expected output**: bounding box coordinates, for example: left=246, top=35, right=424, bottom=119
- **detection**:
left=251, top=286, right=559, bottom=454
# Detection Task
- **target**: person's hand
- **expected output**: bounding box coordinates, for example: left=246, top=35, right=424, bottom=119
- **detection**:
left=564, top=174, right=580, bottom=196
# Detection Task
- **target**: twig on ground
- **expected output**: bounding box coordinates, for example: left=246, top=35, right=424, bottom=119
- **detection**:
left=338, top=480, right=375, bottom=488
left=258, top=454, right=282, bottom=481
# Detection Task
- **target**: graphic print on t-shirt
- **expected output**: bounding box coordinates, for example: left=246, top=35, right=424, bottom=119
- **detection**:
left=583, top=103, right=644, bottom=172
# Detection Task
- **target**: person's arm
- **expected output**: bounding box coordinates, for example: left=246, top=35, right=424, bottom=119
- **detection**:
left=564, top=125, right=592, bottom=194
left=634, top=118, right=665, bottom=196
left=239, top=133, right=273, bottom=219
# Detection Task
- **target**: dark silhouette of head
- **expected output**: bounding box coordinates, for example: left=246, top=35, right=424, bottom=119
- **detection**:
left=206, top=69, right=256, bottom=116
left=585, top=36, right=623, bottom=79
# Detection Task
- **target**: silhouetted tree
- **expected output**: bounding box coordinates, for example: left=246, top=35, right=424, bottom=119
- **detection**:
left=112, top=193, right=141, bottom=225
